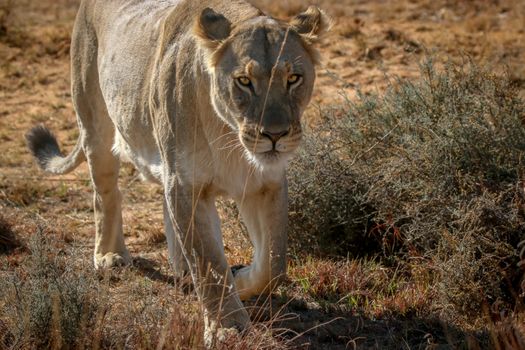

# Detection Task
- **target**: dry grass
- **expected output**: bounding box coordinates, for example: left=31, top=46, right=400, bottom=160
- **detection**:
left=0, top=227, right=292, bottom=349
left=1, top=0, right=525, bottom=349
left=289, top=258, right=432, bottom=317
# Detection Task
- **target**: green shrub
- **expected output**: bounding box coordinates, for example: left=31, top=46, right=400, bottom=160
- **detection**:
left=288, top=119, right=379, bottom=257
left=288, top=59, right=525, bottom=314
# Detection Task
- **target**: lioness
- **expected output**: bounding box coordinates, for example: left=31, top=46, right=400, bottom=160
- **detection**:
left=26, top=0, right=328, bottom=343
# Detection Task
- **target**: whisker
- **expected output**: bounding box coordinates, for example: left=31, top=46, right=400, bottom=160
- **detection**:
left=219, top=143, right=240, bottom=153
left=226, top=143, right=244, bottom=161
left=218, top=138, right=241, bottom=151
left=209, top=131, right=238, bottom=145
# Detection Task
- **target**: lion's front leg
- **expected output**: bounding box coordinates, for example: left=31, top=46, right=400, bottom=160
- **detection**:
left=164, top=183, right=250, bottom=344
left=233, top=179, right=288, bottom=301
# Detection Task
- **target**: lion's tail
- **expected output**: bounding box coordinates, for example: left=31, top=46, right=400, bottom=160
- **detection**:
left=25, top=125, right=86, bottom=175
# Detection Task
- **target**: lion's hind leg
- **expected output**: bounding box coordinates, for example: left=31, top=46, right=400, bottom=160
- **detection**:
left=70, top=5, right=130, bottom=269
left=86, top=135, right=131, bottom=269
left=78, top=106, right=130, bottom=269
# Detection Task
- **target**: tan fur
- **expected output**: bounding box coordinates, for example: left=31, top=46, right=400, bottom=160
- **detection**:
left=26, top=0, right=328, bottom=345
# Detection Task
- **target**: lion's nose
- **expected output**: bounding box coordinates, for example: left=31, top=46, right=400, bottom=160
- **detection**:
left=260, top=127, right=290, bottom=144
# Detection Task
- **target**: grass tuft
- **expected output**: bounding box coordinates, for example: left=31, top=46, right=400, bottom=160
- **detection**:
left=0, top=228, right=101, bottom=348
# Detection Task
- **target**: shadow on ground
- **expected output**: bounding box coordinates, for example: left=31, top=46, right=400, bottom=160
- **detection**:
left=243, top=295, right=485, bottom=349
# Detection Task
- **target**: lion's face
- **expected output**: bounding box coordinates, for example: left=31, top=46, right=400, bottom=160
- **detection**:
left=214, top=23, right=314, bottom=167
left=195, top=7, right=329, bottom=168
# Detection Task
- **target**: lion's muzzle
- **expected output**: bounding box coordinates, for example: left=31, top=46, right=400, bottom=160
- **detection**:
left=239, top=122, right=302, bottom=166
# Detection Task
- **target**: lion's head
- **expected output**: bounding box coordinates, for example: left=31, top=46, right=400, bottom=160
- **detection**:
left=194, top=6, right=329, bottom=168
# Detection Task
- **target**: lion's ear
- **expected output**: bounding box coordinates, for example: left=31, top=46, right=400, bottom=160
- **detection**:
left=194, top=8, right=231, bottom=49
left=290, top=6, right=331, bottom=43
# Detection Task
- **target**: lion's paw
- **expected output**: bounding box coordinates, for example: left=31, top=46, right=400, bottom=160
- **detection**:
left=204, top=326, right=241, bottom=348
left=94, top=251, right=131, bottom=269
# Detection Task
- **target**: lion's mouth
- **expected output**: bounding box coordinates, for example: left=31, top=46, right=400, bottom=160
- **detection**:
left=261, top=150, right=281, bottom=158
left=246, top=148, right=283, bottom=161
left=243, top=148, right=297, bottom=170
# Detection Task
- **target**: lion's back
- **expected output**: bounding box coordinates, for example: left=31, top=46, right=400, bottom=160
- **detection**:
left=79, top=0, right=186, bottom=124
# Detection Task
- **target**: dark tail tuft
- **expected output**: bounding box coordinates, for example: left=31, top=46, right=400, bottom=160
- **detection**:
left=25, top=125, right=62, bottom=169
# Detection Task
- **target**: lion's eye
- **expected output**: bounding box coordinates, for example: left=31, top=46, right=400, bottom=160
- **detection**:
left=237, top=76, right=251, bottom=86
left=287, top=74, right=301, bottom=85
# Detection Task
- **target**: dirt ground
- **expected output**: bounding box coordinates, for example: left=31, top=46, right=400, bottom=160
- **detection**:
left=1, top=0, right=524, bottom=349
